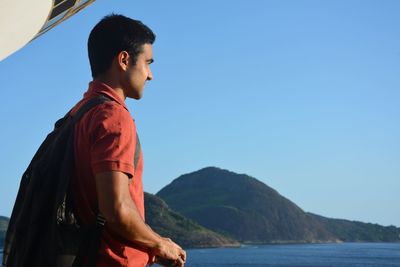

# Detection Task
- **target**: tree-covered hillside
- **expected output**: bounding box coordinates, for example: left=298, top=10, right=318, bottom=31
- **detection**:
left=157, top=167, right=400, bottom=244
left=144, top=192, right=239, bottom=248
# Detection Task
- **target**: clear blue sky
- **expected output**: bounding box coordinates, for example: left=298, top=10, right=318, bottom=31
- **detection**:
left=0, top=0, right=399, bottom=227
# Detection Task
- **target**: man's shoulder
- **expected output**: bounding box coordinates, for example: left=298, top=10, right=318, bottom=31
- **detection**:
left=75, top=97, right=135, bottom=134
left=93, top=99, right=131, bottom=116
left=92, top=100, right=134, bottom=127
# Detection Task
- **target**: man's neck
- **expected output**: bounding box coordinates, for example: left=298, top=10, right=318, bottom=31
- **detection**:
left=93, top=76, right=126, bottom=102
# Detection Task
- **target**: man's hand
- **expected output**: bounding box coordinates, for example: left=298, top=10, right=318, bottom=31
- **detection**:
left=150, top=238, right=186, bottom=267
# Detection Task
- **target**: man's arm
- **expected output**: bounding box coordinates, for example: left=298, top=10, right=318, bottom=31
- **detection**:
left=95, top=171, right=186, bottom=266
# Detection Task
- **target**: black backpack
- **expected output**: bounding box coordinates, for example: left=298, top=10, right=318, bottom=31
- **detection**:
left=3, top=95, right=141, bottom=267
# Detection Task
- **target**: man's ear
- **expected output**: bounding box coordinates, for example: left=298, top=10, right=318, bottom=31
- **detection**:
left=117, top=51, right=130, bottom=71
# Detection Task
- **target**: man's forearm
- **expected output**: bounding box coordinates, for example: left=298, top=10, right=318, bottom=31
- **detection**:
left=106, top=198, right=162, bottom=251
left=95, top=171, right=186, bottom=265
left=95, top=171, right=162, bottom=251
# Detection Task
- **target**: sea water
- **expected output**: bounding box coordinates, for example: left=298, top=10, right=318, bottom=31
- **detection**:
left=1, top=243, right=400, bottom=266
left=186, top=243, right=400, bottom=267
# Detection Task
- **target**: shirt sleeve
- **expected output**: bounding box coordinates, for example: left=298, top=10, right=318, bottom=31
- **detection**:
left=89, top=102, right=135, bottom=178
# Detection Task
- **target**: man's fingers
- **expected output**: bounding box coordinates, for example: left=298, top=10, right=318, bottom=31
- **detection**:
left=179, top=249, right=186, bottom=262
left=175, top=257, right=185, bottom=267
left=157, top=238, right=186, bottom=266
left=148, top=255, right=156, bottom=265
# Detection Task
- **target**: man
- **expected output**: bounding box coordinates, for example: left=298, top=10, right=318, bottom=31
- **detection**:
left=70, top=14, right=186, bottom=267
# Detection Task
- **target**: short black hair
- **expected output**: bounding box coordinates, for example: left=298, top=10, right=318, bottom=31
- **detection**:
left=88, top=14, right=156, bottom=78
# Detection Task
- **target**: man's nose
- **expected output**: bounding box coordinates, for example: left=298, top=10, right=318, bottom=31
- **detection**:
left=147, top=69, right=153, bottom=81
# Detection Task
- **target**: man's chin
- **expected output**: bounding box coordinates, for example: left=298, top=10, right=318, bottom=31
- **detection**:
left=128, top=92, right=143, bottom=100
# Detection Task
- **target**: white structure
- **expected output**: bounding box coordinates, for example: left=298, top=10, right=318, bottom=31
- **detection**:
left=0, top=0, right=95, bottom=61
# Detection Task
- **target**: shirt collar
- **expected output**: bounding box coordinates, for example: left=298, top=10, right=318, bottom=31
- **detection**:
left=84, top=80, right=129, bottom=111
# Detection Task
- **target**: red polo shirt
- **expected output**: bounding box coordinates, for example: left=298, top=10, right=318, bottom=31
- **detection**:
left=71, top=81, right=148, bottom=267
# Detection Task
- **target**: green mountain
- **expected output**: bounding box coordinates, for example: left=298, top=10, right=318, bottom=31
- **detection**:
left=144, top=192, right=239, bottom=248
left=309, top=213, right=400, bottom=242
left=0, top=216, right=9, bottom=248
left=157, top=167, right=400, bottom=243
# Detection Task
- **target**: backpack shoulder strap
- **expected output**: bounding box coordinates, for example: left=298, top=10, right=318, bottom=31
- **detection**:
left=134, top=133, right=141, bottom=172
left=72, top=95, right=111, bottom=123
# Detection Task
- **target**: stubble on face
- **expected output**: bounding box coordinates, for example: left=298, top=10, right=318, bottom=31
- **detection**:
left=125, top=44, right=153, bottom=100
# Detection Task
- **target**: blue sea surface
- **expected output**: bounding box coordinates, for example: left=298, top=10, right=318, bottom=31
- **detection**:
left=186, top=243, right=400, bottom=267
left=1, top=243, right=399, bottom=266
